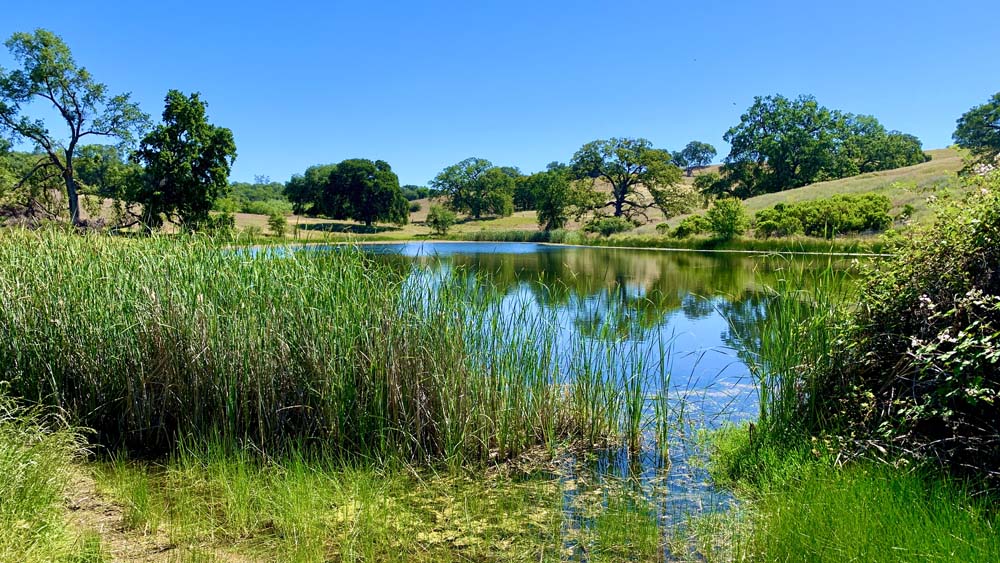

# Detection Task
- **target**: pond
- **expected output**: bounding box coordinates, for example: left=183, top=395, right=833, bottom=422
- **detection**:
left=343, top=241, right=845, bottom=551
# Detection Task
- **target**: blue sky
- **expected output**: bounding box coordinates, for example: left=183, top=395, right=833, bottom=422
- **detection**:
left=3, top=1, right=999, bottom=186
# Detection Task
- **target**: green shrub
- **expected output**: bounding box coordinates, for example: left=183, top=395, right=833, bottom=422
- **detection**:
left=753, top=194, right=892, bottom=239
left=706, top=198, right=748, bottom=240
left=832, top=175, right=1000, bottom=478
left=754, top=206, right=804, bottom=238
left=408, top=201, right=422, bottom=213
left=583, top=216, right=635, bottom=237
left=203, top=212, right=235, bottom=236
left=669, top=214, right=711, bottom=238
left=426, top=204, right=457, bottom=235
left=267, top=213, right=287, bottom=237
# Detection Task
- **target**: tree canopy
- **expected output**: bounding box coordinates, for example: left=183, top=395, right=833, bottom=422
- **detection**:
left=723, top=94, right=927, bottom=197
left=677, top=141, right=717, bottom=176
left=324, top=159, right=408, bottom=227
left=570, top=137, right=685, bottom=222
left=285, top=164, right=337, bottom=215
left=130, top=90, right=236, bottom=231
left=0, top=29, right=148, bottom=225
left=954, top=92, right=1000, bottom=171
left=525, top=168, right=574, bottom=230
left=430, top=157, right=514, bottom=219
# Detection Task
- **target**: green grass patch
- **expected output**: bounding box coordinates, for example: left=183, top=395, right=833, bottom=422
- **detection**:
left=0, top=397, right=99, bottom=562
left=697, top=426, right=1000, bottom=563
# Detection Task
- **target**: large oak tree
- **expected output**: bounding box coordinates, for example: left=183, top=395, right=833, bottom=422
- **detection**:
left=570, top=137, right=685, bottom=222
left=0, top=29, right=147, bottom=225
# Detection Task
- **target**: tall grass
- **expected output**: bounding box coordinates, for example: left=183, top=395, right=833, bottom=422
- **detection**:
left=0, top=396, right=90, bottom=562
left=723, top=262, right=855, bottom=438
left=0, top=229, right=671, bottom=463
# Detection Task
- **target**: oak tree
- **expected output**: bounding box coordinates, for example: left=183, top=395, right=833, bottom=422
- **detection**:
left=0, top=29, right=147, bottom=225
left=570, top=137, right=684, bottom=222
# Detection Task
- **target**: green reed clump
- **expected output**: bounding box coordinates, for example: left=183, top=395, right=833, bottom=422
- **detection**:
left=0, top=229, right=665, bottom=462
left=724, top=260, right=855, bottom=439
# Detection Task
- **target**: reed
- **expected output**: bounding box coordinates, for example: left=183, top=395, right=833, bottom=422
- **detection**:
left=0, top=228, right=673, bottom=463
left=723, top=260, right=855, bottom=439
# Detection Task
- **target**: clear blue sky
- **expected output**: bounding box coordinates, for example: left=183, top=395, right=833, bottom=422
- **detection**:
left=3, top=1, right=999, bottom=186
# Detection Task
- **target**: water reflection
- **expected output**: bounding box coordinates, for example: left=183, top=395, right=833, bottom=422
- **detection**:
left=336, top=242, right=842, bottom=554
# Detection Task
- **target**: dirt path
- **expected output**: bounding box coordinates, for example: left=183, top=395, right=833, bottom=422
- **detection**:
left=63, top=469, right=254, bottom=563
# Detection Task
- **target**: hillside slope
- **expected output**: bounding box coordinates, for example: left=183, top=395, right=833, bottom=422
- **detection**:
left=643, top=148, right=965, bottom=233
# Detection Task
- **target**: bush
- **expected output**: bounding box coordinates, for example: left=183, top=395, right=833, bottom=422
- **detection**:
left=426, top=204, right=457, bottom=235
left=203, top=212, right=235, bottom=236
left=826, top=176, right=1000, bottom=479
left=706, top=198, right=748, bottom=240
left=754, top=206, right=804, bottom=238
left=267, top=213, right=287, bottom=237
left=753, top=194, right=891, bottom=239
left=668, top=214, right=711, bottom=238
left=409, top=201, right=422, bottom=213
left=583, top=216, right=635, bottom=237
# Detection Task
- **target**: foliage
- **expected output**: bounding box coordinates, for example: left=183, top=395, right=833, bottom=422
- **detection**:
left=324, top=159, right=408, bottom=227
left=0, top=397, right=88, bottom=562
left=583, top=216, right=635, bottom=237
left=525, top=168, right=573, bottom=230
left=827, top=174, right=1000, bottom=479
left=753, top=194, right=891, bottom=238
left=408, top=201, right=421, bottom=213
left=426, top=203, right=457, bottom=235
left=130, top=90, right=236, bottom=231
left=267, top=212, right=287, bottom=237
left=74, top=144, right=135, bottom=198
left=0, top=29, right=148, bottom=225
left=676, top=140, right=717, bottom=176
left=284, top=163, right=336, bottom=215
left=240, top=198, right=293, bottom=216
left=693, top=171, right=732, bottom=199
left=723, top=94, right=928, bottom=197
left=571, top=137, right=685, bottom=222
left=230, top=178, right=285, bottom=203
left=401, top=184, right=434, bottom=201
left=669, top=214, right=711, bottom=238
left=954, top=91, right=1000, bottom=172
left=705, top=198, right=748, bottom=240
left=430, top=158, right=514, bottom=219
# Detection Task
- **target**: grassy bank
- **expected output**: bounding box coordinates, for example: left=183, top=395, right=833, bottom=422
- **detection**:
left=453, top=229, right=886, bottom=254
left=0, top=398, right=99, bottom=562
left=696, top=426, right=1000, bottom=563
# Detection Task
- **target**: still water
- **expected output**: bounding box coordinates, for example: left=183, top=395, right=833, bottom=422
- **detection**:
left=353, top=242, right=840, bottom=540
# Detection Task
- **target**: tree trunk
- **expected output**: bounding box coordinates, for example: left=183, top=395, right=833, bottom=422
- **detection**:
left=64, top=169, right=81, bottom=226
